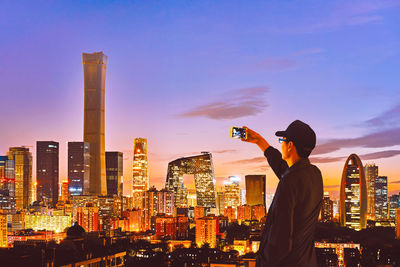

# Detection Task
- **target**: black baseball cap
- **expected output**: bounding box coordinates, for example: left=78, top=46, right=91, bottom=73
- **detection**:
left=275, top=120, right=316, bottom=158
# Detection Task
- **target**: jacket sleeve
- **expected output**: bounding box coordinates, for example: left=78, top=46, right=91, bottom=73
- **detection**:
left=264, top=146, right=288, bottom=180
left=258, top=176, right=296, bottom=266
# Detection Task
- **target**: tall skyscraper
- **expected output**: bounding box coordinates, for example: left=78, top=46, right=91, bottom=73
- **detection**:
left=68, top=142, right=90, bottom=196
left=375, top=176, right=388, bottom=220
left=224, top=176, right=241, bottom=208
left=76, top=203, right=99, bottom=232
left=105, top=152, right=123, bottom=196
left=0, top=156, right=15, bottom=213
left=365, top=163, right=378, bottom=220
left=83, top=51, right=107, bottom=196
left=132, top=138, right=148, bottom=208
left=339, top=154, right=367, bottom=230
left=8, top=147, right=32, bottom=210
left=245, top=175, right=266, bottom=207
left=321, top=192, right=333, bottom=222
left=36, top=141, right=59, bottom=206
left=166, top=152, right=216, bottom=208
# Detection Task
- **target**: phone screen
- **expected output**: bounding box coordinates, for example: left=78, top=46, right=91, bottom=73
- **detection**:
left=231, top=127, right=247, bottom=139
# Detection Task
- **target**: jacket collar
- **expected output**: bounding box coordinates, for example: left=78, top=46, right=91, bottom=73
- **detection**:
left=282, top=158, right=311, bottom=177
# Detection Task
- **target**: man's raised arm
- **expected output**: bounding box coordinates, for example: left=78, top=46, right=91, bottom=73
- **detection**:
left=242, top=127, right=288, bottom=179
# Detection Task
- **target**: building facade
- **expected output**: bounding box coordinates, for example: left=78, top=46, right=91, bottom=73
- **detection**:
left=389, top=194, right=399, bottom=219
left=36, top=141, right=59, bottom=206
left=339, top=154, right=367, bottom=230
left=224, top=176, right=241, bottom=209
left=245, top=175, right=266, bottom=207
left=321, top=192, right=333, bottom=222
left=0, top=156, right=15, bottom=213
left=132, top=138, right=148, bottom=208
left=166, top=152, right=216, bottom=208
left=8, top=147, right=32, bottom=210
left=375, top=176, right=388, bottom=220
left=105, top=152, right=123, bottom=196
left=83, top=51, right=107, bottom=196
left=365, top=164, right=378, bottom=220
left=195, top=216, right=217, bottom=248
left=68, top=142, right=90, bottom=196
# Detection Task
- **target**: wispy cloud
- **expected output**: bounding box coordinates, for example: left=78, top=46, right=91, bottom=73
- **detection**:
left=324, top=185, right=340, bottom=189
left=390, top=180, right=400, bottom=184
left=212, top=149, right=237, bottom=154
left=313, top=127, right=400, bottom=155
left=311, top=150, right=400, bottom=164
left=250, top=58, right=297, bottom=72
left=178, top=87, right=269, bottom=120
left=365, top=104, right=400, bottom=129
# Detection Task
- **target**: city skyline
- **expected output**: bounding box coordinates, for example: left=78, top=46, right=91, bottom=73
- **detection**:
left=1, top=1, right=400, bottom=199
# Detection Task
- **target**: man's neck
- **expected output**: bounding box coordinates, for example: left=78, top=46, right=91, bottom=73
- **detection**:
left=286, top=155, right=302, bottom=167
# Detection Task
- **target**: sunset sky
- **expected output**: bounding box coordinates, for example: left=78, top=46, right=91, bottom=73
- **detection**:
left=1, top=1, right=400, bottom=199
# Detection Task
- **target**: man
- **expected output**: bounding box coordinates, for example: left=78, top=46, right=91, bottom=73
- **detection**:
left=242, top=120, right=323, bottom=267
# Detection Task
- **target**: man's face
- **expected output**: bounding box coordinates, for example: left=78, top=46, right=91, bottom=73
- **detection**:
left=281, top=137, right=292, bottom=160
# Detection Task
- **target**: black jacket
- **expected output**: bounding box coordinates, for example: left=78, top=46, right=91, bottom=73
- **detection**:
left=256, top=146, right=323, bottom=267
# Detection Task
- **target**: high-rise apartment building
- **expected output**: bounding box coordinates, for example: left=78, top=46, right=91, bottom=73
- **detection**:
left=76, top=203, right=99, bottom=232
left=216, top=191, right=224, bottom=216
left=340, top=154, right=367, bottom=230
left=132, top=138, right=148, bottom=208
left=166, top=152, right=216, bottom=208
left=8, top=147, right=32, bottom=210
left=68, top=142, right=90, bottom=196
left=60, top=180, right=69, bottom=202
left=389, top=194, right=399, bottom=219
left=245, top=175, right=266, bottom=207
left=123, top=209, right=142, bottom=232
left=83, top=51, right=107, bottom=196
left=224, top=176, right=241, bottom=208
left=365, top=164, right=378, bottom=220
left=321, top=192, right=333, bottom=222
left=0, top=156, right=15, bottom=213
left=105, top=152, right=123, bottom=196
left=375, top=176, right=388, bottom=220
left=157, top=188, right=174, bottom=215
left=155, top=215, right=176, bottom=239
left=195, top=216, right=217, bottom=248
left=36, top=141, right=59, bottom=206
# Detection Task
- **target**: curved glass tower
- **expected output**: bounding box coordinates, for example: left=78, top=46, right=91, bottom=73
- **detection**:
left=340, top=154, right=367, bottom=230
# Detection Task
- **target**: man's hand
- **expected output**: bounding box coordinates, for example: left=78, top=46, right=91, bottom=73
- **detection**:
left=242, top=126, right=270, bottom=152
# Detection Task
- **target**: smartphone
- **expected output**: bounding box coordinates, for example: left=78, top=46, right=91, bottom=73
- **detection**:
left=230, top=127, right=247, bottom=140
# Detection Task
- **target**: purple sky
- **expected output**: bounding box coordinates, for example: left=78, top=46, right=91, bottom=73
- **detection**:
left=1, top=1, right=400, bottom=198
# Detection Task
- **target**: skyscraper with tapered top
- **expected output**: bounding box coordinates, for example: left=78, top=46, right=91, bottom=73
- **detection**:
left=340, top=154, right=367, bottom=230
left=83, top=51, right=107, bottom=196
left=132, top=138, right=148, bottom=208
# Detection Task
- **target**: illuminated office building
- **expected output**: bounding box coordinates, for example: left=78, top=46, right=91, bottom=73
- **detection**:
left=132, top=138, right=148, bottom=208
left=68, top=142, right=90, bottom=196
left=339, top=154, right=367, bottom=230
left=157, top=188, right=174, bottom=215
left=224, top=206, right=236, bottom=222
left=166, top=152, right=216, bottom=208
left=224, top=176, right=240, bottom=208
left=365, top=164, right=378, bottom=220
left=216, top=191, right=224, bottom=216
left=195, top=216, right=217, bottom=248
left=105, top=152, right=123, bottom=196
left=375, top=176, right=388, bottom=219
left=0, top=156, right=15, bottom=213
left=245, top=175, right=266, bottom=207
left=389, top=194, right=399, bottom=219
left=8, top=147, right=32, bottom=210
left=177, top=215, right=189, bottom=239
left=25, top=214, right=71, bottom=233
left=321, top=192, right=333, bottom=222
left=76, top=203, right=99, bottom=232
left=36, top=141, right=59, bottom=206
left=0, top=214, right=7, bottom=248
left=83, top=51, right=107, bottom=196
left=251, top=204, right=266, bottom=221
left=240, top=189, right=246, bottom=206
left=194, top=206, right=206, bottom=220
